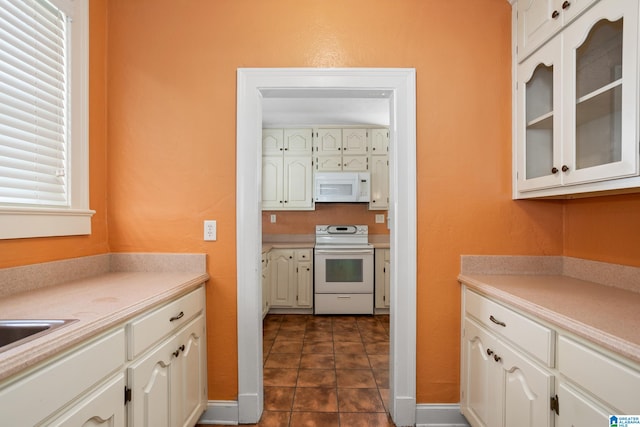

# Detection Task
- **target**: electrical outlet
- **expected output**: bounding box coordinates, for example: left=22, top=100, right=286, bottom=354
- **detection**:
left=204, top=220, right=217, bottom=241
left=270, top=214, right=276, bottom=223
left=375, top=214, right=385, bottom=224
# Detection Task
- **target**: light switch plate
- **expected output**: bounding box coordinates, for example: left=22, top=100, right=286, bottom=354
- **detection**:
left=204, top=220, right=216, bottom=241
left=375, top=214, right=385, bottom=224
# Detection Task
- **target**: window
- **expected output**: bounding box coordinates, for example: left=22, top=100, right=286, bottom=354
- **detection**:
left=0, top=0, right=92, bottom=239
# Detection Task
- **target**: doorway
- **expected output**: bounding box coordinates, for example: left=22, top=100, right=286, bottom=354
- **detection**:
left=236, top=68, right=417, bottom=426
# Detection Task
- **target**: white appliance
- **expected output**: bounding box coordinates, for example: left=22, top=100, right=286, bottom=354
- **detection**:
left=314, top=225, right=374, bottom=315
left=314, top=172, right=370, bottom=203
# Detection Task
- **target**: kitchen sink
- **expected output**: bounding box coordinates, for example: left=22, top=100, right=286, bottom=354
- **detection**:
left=0, top=319, right=77, bottom=354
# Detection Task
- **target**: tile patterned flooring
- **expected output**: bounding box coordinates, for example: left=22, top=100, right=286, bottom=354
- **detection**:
left=204, top=313, right=395, bottom=427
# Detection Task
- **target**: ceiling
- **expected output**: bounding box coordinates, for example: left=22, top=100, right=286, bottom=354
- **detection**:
left=260, top=89, right=391, bottom=127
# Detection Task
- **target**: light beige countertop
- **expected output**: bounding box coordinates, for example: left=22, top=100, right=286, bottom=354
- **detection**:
left=0, top=254, right=208, bottom=382
left=459, top=256, right=640, bottom=364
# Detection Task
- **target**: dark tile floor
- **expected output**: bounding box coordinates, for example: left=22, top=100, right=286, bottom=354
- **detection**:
left=202, top=313, right=394, bottom=427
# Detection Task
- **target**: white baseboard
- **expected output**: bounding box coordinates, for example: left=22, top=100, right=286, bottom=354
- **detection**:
left=197, top=400, right=470, bottom=426
left=197, top=401, right=239, bottom=425
left=415, top=404, right=470, bottom=427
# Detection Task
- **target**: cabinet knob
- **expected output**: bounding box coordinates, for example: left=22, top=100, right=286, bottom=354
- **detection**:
left=562, top=165, right=569, bottom=172
left=486, top=348, right=494, bottom=356
left=494, top=354, right=502, bottom=363
left=551, top=167, right=559, bottom=174
left=562, top=0, right=571, bottom=9
left=344, top=147, right=347, bottom=151
left=551, top=10, right=559, bottom=18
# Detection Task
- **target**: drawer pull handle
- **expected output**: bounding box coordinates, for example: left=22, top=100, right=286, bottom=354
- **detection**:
left=489, top=315, right=506, bottom=327
left=170, top=311, right=184, bottom=322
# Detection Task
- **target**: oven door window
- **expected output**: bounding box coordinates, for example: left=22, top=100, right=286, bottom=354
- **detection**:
left=326, top=259, right=363, bottom=282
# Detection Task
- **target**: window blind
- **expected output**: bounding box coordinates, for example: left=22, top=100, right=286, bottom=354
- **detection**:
left=0, top=0, right=68, bottom=207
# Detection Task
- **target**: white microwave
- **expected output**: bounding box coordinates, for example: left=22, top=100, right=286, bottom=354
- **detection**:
left=314, top=172, right=370, bottom=203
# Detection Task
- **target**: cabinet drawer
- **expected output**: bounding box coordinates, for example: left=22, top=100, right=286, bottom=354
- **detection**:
left=558, top=335, right=640, bottom=414
left=465, top=290, right=554, bottom=366
left=0, top=327, right=125, bottom=427
left=296, top=249, right=312, bottom=261
left=127, top=286, right=205, bottom=359
left=315, top=294, right=373, bottom=315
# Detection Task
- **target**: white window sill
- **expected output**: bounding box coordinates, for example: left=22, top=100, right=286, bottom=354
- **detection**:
left=0, top=208, right=96, bottom=239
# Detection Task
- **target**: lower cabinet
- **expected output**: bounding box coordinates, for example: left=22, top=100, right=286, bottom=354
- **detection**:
left=0, top=284, right=207, bottom=427
left=461, top=286, right=640, bottom=427
left=128, top=315, right=206, bottom=427
left=267, top=248, right=313, bottom=311
left=374, top=248, right=390, bottom=310
left=461, top=317, right=552, bottom=427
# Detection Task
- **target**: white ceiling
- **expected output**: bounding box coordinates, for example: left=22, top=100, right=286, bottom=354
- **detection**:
left=260, top=89, right=391, bottom=127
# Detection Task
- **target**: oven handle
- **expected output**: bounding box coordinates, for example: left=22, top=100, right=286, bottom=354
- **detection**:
left=315, top=249, right=374, bottom=255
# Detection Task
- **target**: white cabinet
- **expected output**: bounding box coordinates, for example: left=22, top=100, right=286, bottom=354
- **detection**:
left=47, top=373, right=126, bottom=427
left=128, top=315, right=206, bottom=427
left=515, top=0, right=640, bottom=198
left=461, top=285, right=640, bottom=426
left=374, top=248, right=390, bottom=310
left=517, top=0, right=597, bottom=61
left=261, top=251, right=270, bottom=318
left=268, top=248, right=313, bottom=311
left=314, top=128, right=369, bottom=172
left=461, top=289, right=554, bottom=427
left=0, top=327, right=126, bottom=426
left=127, top=285, right=208, bottom=427
left=557, top=335, right=640, bottom=420
left=369, top=129, right=389, bottom=210
left=262, top=129, right=314, bottom=210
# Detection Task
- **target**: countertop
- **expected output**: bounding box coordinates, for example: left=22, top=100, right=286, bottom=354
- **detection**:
left=459, top=272, right=640, bottom=364
left=0, top=255, right=208, bottom=383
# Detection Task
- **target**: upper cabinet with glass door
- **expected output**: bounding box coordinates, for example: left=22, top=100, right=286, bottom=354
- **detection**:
left=514, top=0, right=640, bottom=198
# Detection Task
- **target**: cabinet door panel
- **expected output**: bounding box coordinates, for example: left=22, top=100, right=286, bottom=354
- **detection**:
left=284, top=157, right=313, bottom=208
left=517, top=0, right=562, bottom=60
left=561, top=0, right=639, bottom=185
left=262, top=156, right=284, bottom=209
left=556, top=382, right=610, bottom=427
left=269, top=250, right=295, bottom=307
left=517, top=39, right=563, bottom=192
left=284, top=129, right=313, bottom=155
left=461, top=318, right=497, bottom=427
left=342, top=155, right=368, bottom=172
left=498, top=341, right=553, bottom=427
left=315, top=129, right=342, bottom=155
left=128, top=340, right=175, bottom=427
left=262, top=129, right=284, bottom=155
left=370, top=129, right=389, bottom=154
left=173, top=316, right=207, bottom=427
left=342, top=129, right=368, bottom=155
left=370, top=155, right=389, bottom=209
left=296, top=261, right=313, bottom=308
left=46, top=374, right=126, bottom=427
left=316, top=155, right=343, bottom=171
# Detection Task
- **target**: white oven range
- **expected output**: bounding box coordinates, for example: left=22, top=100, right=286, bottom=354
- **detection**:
left=314, top=225, right=374, bottom=315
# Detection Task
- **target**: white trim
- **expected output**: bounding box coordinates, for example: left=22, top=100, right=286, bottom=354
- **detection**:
left=198, top=400, right=239, bottom=425
left=236, top=68, right=417, bottom=426
left=415, top=404, right=470, bottom=427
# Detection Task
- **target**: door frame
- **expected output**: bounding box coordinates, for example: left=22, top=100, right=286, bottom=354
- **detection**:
left=236, top=68, right=417, bottom=426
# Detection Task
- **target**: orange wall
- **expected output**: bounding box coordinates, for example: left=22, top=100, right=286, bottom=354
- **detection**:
left=0, top=0, right=110, bottom=269
left=564, top=194, right=640, bottom=267
left=3, top=0, right=637, bottom=406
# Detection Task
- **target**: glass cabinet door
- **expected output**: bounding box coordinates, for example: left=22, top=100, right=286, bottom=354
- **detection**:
left=517, top=40, right=562, bottom=191
left=562, top=0, right=638, bottom=184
